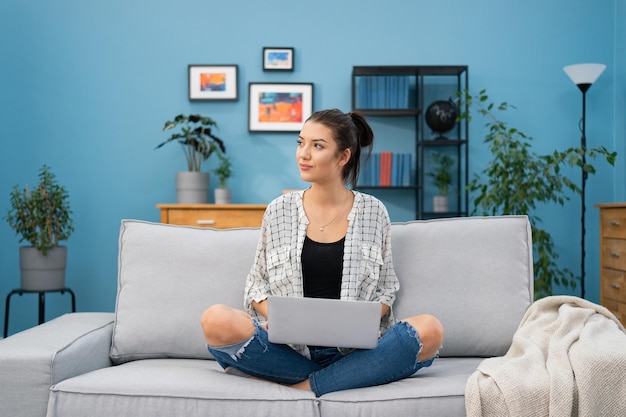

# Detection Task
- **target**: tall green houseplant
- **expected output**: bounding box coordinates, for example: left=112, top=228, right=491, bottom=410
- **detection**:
left=5, top=165, right=74, bottom=291
left=458, top=89, right=616, bottom=298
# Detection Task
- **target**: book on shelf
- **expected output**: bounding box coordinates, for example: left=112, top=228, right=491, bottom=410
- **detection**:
left=355, top=75, right=412, bottom=109
left=359, top=152, right=412, bottom=187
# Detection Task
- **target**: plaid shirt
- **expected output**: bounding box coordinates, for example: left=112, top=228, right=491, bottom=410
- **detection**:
left=244, top=190, right=399, bottom=355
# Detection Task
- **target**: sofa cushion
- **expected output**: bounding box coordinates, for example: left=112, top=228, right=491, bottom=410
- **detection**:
left=391, top=215, right=533, bottom=357
left=48, top=359, right=320, bottom=417
left=319, top=357, right=482, bottom=416
left=47, top=357, right=480, bottom=417
left=109, top=220, right=260, bottom=364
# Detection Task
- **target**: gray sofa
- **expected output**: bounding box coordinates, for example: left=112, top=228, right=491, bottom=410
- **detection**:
left=0, top=215, right=533, bottom=417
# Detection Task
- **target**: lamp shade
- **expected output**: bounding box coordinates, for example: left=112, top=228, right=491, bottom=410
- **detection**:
left=563, top=63, right=606, bottom=86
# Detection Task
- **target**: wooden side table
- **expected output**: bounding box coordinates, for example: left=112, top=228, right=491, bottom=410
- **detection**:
left=157, top=204, right=266, bottom=229
left=3, top=287, right=76, bottom=338
left=595, top=202, right=626, bottom=324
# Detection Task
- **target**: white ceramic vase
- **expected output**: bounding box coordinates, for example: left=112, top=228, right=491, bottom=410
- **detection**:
left=433, top=195, right=449, bottom=213
left=214, top=188, right=232, bottom=204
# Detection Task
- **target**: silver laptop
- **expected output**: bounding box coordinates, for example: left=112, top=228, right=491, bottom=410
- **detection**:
left=267, top=296, right=381, bottom=349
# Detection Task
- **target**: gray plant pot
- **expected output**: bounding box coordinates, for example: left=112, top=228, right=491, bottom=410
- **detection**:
left=19, top=246, right=67, bottom=291
left=176, top=172, right=209, bottom=204
left=214, top=188, right=232, bottom=204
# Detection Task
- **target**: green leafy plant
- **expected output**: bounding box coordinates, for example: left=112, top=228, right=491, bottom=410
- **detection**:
left=5, top=165, right=74, bottom=255
left=458, top=89, right=617, bottom=299
left=156, top=114, right=226, bottom=172
left=427, top=151, right=455, bottom=196
left=213, top=151, right=233, bottom=189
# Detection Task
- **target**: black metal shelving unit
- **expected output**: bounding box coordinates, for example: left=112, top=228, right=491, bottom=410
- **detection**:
left=351, top=65, right=469, bottom=220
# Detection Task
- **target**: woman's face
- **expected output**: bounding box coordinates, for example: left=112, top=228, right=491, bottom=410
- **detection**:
left=296, top=121, right=349, bottom=185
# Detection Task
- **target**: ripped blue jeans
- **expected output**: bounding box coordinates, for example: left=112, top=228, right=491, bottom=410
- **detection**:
left=206, top=320, right=436, bottom=397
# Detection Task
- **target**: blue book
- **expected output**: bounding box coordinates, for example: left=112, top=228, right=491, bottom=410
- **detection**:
left=402, top=153, right=411, bottom=186
left=391, top=153, right=399, bottom=186
left=373, top=153, right=380, bottom=186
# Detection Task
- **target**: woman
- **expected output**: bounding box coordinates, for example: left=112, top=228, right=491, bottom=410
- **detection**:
left=201, top=109, right=444, bottom=397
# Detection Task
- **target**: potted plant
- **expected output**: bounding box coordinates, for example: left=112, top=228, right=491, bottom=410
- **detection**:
left=156, top=114, right=226, bottom=204
left=213, top=151, right=233, bottom=204
left=5, top=165, right=74, bottom=291
left=457, top=89, right=616, bottom=298
left=427, top=151, right=455, bottom=212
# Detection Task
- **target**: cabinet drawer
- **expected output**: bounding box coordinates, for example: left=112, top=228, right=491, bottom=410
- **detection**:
left=601, top=208, right=626, bottom=239
left=166, top=208, right=264, bottom=229
left=601, top=268, right=626, bottom=304
left=601, top=298, right=626, bottom=326
left=602, top=239, right=626, bottom=271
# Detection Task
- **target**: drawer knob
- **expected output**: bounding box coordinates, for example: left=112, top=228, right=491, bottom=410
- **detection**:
left=611, top=283, right=621, bottom=290
left=197, top=219, right=216, bottom=225
left=610, top=252, right=621, bottom=258
left=610, top=220, right=621, bottom=226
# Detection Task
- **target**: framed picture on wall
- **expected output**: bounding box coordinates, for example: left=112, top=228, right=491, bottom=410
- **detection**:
left=248, top=82, right=313, bottom=132
left=262, top=47, right=294, bottom=71
left=188, top=65, right=238, bottom=101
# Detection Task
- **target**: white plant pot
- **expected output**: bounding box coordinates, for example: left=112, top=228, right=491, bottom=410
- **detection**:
left=19, top=246, right=67, bottom=291
left=433, top=195, right=449, bottom=213
left=214, top=188, right=232, bottom=204
left=176, top=172, right=209, bottom=204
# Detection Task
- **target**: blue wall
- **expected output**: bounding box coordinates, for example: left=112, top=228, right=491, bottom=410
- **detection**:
left=0, top=0, right=623, bottom=335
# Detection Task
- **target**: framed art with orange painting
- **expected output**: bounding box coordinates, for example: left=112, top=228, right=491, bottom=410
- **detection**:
left=248, top=83, right=313, bottom=132
left=188, top=65, right=238, bottom=101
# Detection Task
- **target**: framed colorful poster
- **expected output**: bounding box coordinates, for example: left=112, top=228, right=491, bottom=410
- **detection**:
left=248, top=83, right=314, bottom=132
left=262, top=47, right=294, bottom=71
left=188, top=65, right=238, bottom=101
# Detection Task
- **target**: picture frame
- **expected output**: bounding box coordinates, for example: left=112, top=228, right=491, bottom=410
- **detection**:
left=262, top=47, right=294, bottom=71
left=248, top=82, right=314, bottom=132
left=188, top=65, right=238, bottom=101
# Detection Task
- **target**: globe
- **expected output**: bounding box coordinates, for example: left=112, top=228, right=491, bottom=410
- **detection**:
left=425, top=100, right=458, bottom=139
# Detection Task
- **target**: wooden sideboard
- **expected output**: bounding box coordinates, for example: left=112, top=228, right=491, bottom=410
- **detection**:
left=595, top=203, right=626, bottom=324
left=157, top=204, right=266, bottom=229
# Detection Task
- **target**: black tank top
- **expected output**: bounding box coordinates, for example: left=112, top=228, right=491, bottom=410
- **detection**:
left=302, top=235, right=345, bottom=299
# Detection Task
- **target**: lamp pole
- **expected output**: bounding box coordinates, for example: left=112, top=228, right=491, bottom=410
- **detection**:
left=563, top=63, right=605, bottom=300
left=579, top=86, right=589, bottom=300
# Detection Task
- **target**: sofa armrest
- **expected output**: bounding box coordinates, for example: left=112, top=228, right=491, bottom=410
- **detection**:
left=0, top=312, right=114, bottom=417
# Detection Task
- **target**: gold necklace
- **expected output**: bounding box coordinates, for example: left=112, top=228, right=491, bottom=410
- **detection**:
left=308, top=191, right=350, bottom=232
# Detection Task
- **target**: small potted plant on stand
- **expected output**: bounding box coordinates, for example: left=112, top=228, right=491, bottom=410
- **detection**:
left=213, top=151, right=233, bottom=204
left=427, top=151, right=454, bottom=213
left=156, top=114, right=226, bottom=204
left=5, top=165, right=74, bottom=291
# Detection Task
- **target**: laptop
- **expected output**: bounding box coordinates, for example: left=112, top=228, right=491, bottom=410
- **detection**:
left=267, top=296, right=382, bottom=349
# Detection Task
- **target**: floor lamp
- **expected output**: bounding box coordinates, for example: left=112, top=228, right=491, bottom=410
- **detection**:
left=563, top=63, right=606, bottom=299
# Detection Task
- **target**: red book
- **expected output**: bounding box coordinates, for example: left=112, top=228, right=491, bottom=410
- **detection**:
left=380, top=152, right=392, bottom=186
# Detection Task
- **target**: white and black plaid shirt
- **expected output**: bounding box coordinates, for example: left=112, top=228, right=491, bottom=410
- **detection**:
left=244, top=190, right=399, bottom=355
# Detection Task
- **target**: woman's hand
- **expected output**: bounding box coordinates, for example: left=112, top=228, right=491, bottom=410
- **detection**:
left=251, top=299, right=269, bottom=318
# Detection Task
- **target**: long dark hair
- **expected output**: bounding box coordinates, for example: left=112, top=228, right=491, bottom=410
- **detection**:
left=305, top=109, right=374, bottom=187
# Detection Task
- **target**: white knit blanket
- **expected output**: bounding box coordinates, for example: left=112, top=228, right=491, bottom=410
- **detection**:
left=465, top=295, right=626, bottom=417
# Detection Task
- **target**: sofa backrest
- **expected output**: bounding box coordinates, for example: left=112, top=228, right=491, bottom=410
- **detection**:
left=110, top=216, right=533, bottom=364
left=391, top=216, right=533, bottom=357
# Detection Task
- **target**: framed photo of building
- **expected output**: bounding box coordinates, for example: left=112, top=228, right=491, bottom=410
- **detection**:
left=248, top=82, right=313, bottom=132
